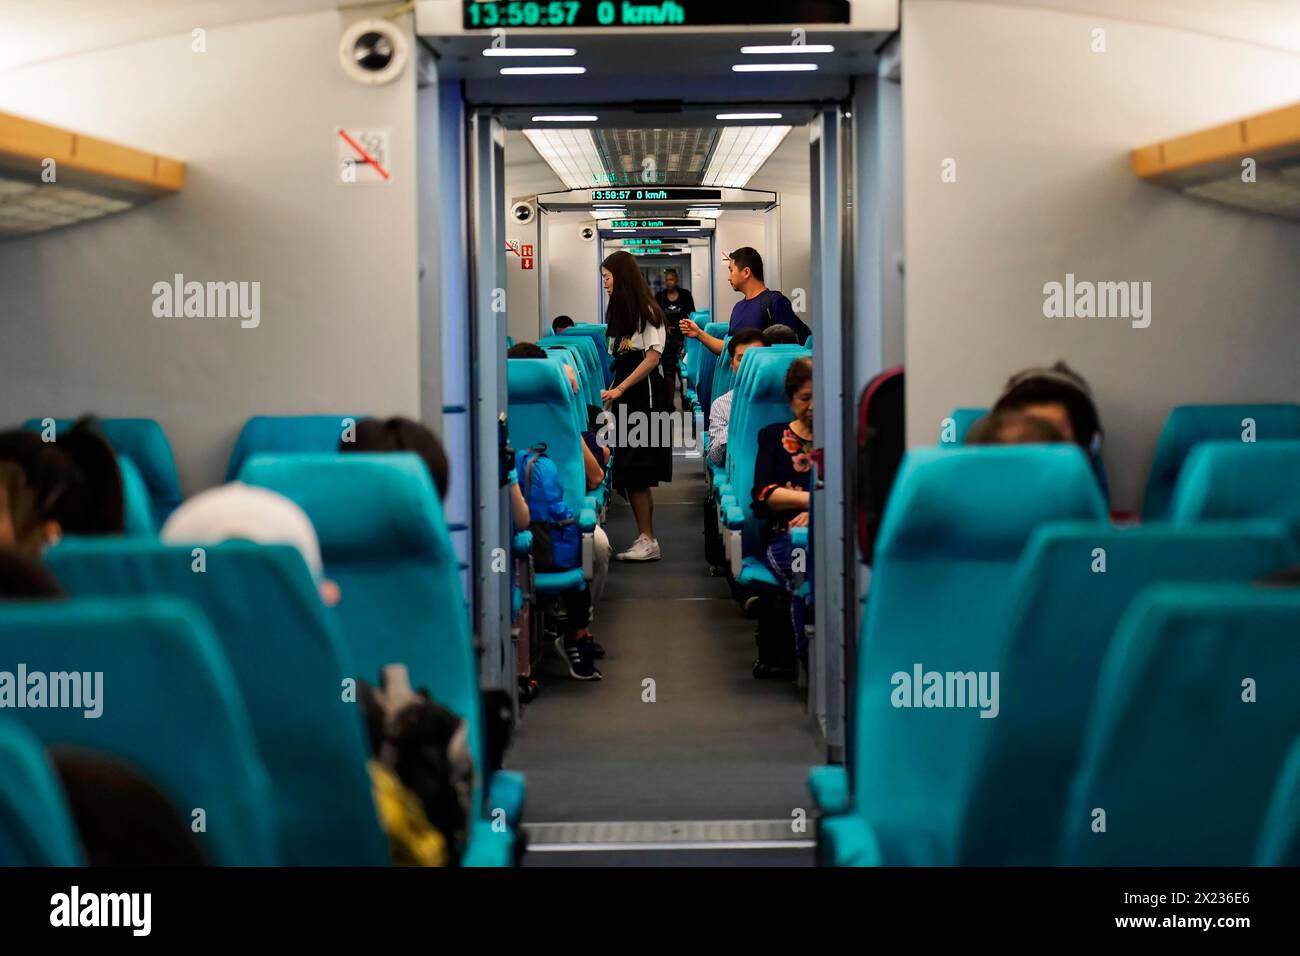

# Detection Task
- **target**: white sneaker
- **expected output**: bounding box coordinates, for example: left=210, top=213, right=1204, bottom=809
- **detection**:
left=616, top=535, right=661, bottom=562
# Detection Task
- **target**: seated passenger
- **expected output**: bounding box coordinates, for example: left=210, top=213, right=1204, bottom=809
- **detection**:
left=0, top=416, right=125, bottom=548
left=966, top=409, right=1067, bottom=445
left=342, top=416, right=449, bottom=501
left=751, top=358, right=815, bottom=675
left=760, top=324, right=799, bottom=346
left=991, top=361, right=1107, bottom=494
left=707, top=328, right=767, bottom=467
left=551, top=315, right=575, bottom=334
left=0, top=546, right=65, bottom=599
left=160, top=482, right=341, bottom=606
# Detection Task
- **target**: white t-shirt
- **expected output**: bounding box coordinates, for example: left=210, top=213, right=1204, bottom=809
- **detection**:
left=610, top=312, right=667, bottom=354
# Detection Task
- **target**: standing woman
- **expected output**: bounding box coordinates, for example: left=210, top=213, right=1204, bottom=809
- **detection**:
left=601, top=250, right=672, bottom=562
left=654, top=268, right=694, bottom=402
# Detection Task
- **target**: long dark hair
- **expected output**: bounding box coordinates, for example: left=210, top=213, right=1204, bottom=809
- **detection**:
left=603, top=250, right=664, bottom=341
left=0, top=416, right=125, bottom=538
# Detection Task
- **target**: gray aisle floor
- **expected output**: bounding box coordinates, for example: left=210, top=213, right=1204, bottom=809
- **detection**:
left=506, top=452, right=823, bottom=843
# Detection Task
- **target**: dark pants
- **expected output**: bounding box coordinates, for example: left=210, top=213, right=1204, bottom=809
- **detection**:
left=765, top=532, right=814, bottom=656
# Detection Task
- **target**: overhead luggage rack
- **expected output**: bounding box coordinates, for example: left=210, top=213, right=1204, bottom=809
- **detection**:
left=1132, top=101, right=1300, bottom=220
left=0, top=109, right=184, bottom=240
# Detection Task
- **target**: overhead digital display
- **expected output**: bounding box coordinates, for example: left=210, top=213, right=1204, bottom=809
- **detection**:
left=464, top=1, right=850, bottom=29
left=609, top=218, right=704, bottom=228
left=590, top=187, right=722, bottom=202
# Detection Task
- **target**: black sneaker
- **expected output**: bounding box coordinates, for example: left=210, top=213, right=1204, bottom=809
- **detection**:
left=555, top=636, right=603, bottom=681
left=591, top=641, right=606, bottom=659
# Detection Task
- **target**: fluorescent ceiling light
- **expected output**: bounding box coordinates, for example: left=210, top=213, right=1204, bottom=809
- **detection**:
left=612, top=228, right=636, bottom=232
left=531, top=115, right=598, bottom=122
left=717, top=112, right=784, bottom=121
left=741, top=44, right=835, bottom=54
left=731, top=64, right=817, bottom=73
left=522, top=127, right=608, bottom=189
left=688, top=208, right=722, bottom=217
left=501, top=66, right=586, bottom=75
left=483, top=48, right=577, bottom=57
left=700, top=125, right=792, bottom=188
left=677, top=228, right=700, bottom=232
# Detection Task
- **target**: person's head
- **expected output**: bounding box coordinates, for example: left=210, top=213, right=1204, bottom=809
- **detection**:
left=0, top=462, right=41, bottom=554
left=160, top=482, right=340, bottom=606
left=52, top=749, right=207, bottom=866
left=0, top=547, right=65, bottom=599
left=602, top=249, right=664, bottom=340
left=785, top=357, right=814, bottom=433
left=343, top=417, right=450, bottom=502
left=966, top=410, right=1068, bottom=446
left=663, top=269, right=679, bottom=291
left=726, top=247, right=765, bottom=294
left=761, top=324, right=799, bottom=346
left=551, top=315, right=574, bottom=333
left=727, top=328, right=766, bottom=373
left=0, top=416, right=125, bottom=550
left=992, top=361, right=1101, bottom=453
left=507, top=342, right=547, bottom=360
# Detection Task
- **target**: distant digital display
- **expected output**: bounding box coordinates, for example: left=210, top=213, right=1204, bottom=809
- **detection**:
left=590, top=187, right=721, bottom=202
left=609, top=218, right=703, bottom=228
left=464, top=1, right=850, bottom=29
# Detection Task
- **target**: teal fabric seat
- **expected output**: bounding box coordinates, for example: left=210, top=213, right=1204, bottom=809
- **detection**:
left=117, top=456, right=156, bottom=536
left=22, top=417, right=182, bottom=527
left=539, top=335, right=603, bottom=408
left=45, top=539, right=389, bottom=866
left=507, top=359, right=598, bottom=577
left=692, top=322, right=730, bottom=420
left=719, top=345, right=812, bottom=576
left=710, top=334, right=736, bottom=409
left=1060, top=584, right=1300, bottom=865
left=560, top=323, right=612, bottom=385
left=956, top=522, right=1294, bottom=865
left=736, top=555, right=780, bottom=588
left=1142, top=403, right=1300, bottom=520
left=1256, top=736, right=1300, bottom=866
left=0, top=719, right=84, bottom=866
left=237, top=453, right=522, bottom=864
left=0, top=598, right=278, bottom=865
left=225, top=414, right=367, bottom=482
left=813, top=446, right=1106, bottom=866
left=937, top=407, right=988, bottom=446
left=534, top=568, right=588, bottom=595
left=1169, top=440, right=1300, bottom=552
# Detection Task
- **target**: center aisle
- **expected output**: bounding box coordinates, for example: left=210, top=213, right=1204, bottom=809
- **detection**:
left=507, top=453, right=822, bottom=864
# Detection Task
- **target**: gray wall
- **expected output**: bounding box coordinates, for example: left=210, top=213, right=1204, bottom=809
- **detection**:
left=903, top=0, right=1300, bottom=510
left=0, top=10, right=419, bottom=493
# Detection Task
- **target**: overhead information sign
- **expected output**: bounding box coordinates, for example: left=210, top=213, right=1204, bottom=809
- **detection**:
left=608, top=218, right=704, bottom=228
left=463, top=1, right=850, bottom=29
left=590, top=187, right=721, bottom=202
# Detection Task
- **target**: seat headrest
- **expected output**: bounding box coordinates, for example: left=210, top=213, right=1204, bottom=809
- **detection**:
left=1172, top=440, right=1300, bottom=523
left=732, top=347, right=810, bottom=402
left=237, top=453, right=452, bottom=564
left=878, top=446, right=1106, bottom=562
left=507, top=358, right=571, bottom=403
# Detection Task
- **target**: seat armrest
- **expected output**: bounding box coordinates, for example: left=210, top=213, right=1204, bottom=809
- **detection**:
left=513, top=531, right=533, bottom=557
left=789, top=526, right=809, bottom=550
left=808, top=765, right=849, bottom=815
left=578, top=507, right=597, bottom=533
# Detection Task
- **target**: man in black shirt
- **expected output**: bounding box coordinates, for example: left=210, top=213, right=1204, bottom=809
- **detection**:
left=654, top=269, right=693, bottom=404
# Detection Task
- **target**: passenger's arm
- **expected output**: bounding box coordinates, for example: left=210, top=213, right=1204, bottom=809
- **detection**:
left=582, top=439, right=605, bottom=491
left=707, top=394, right=730, bottom=465
left=680, top=319, right=725, bottom=356
left=510, top=482, right=530, bottom=528
left=765, top=487, right=811, bottom=512
left=601, top=348, right=660, bottom=400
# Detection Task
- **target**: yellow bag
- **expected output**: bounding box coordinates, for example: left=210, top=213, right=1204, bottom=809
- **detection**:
left=368, top=760, right=449, bottom=867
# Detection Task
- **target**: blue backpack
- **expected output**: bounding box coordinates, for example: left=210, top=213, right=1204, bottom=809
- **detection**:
left=517, top=446, right=581, bottom=571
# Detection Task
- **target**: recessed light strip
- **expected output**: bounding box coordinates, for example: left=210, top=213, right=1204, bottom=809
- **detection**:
left=483, top=48, right=577, bottom=57
left=732, top=64, right=817, bottom=73
left=502, top=66, right=586, bottom=75
left=531, top=115, right=599, bottom=122
left=740, top=45, right=835, bottom=54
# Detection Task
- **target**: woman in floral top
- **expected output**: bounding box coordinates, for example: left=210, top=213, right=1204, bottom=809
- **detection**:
left=750, top=357, right=814, bottom=668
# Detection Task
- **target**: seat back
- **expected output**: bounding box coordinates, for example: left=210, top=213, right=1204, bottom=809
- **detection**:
left=117, top=455, right=156, bottom=536
left=937, top=407, right=988, bottom=446
left=852, top=446, right=1106, bottom=864
left=1256, top=735, right=1300, bottom=866
left=725, top=345, right=812, bottom=556
left=1170, top=440, right=1300, bottom=552
left=0, top=719, right=84, bottom=866
left=539, top=335, right=602, bottom=408
left=0, top=597, right=277, bottom=864
left=561, top=324, right=612, bottom=385
left=1060, top=584, right=1300, bottom=865
left=957, top=522, right=1295, bottom=865
left=22, top=417, right=182, bottom=526
left=694, top=321, right=730, bottom=415
left=45, top=539, right=389, bottom=866
left=542, top=348, right=596, bottom=433
left=1142, top=403, right=1300, bottom=520
left=507, top=359, right=588, bottom=516
left=226, top=414, right=365, bottom=481
left=710, top=334, right=736, bottom=405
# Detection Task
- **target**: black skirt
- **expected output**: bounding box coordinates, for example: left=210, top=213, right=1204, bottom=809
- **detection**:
left=608, top=347, right=674, bottom=493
